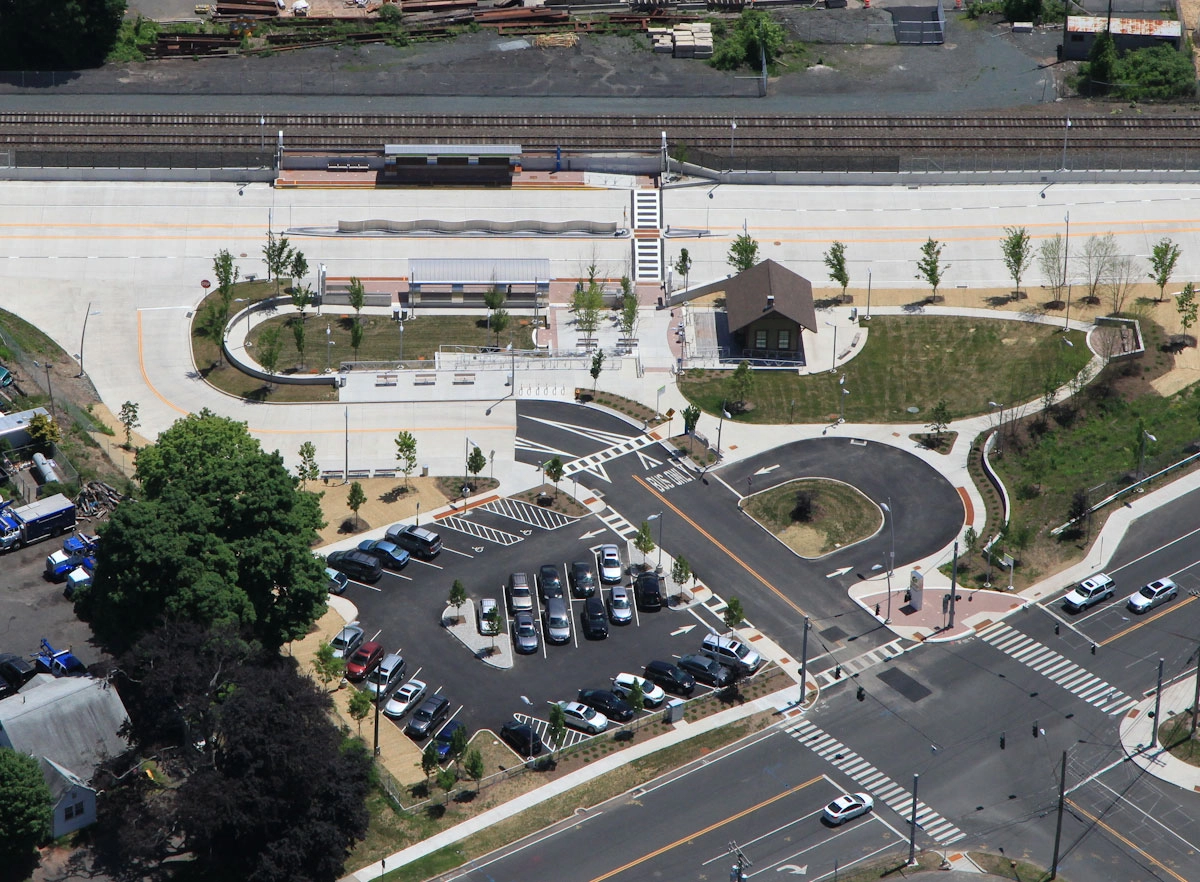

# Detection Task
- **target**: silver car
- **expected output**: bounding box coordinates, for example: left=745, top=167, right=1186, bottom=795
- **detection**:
left=608, top=583, right=633, bottom=625
left=598, top=545, right=623, bottom=584
left=513, top=611, right=540, bottom=654
left=383, top=679, right=427, bottom=719
left=1128, top=578, right=1177, bottom=613
left=330, top=622, right=364, bottom=659
left=545, top=597, right=571, bottom=644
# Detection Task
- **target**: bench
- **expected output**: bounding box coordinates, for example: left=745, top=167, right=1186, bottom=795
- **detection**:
left=414, top=373, right=437, bottom=386
left=320, top=470, right=344, bottom=483
left=376, top=373, right=398, bottom=387
left=453, top=373, right=476, bottom=385
left=348, top=470, right=371, bottom=480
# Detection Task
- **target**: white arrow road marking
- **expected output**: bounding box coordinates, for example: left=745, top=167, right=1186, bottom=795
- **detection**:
left=670, top=624, right=696, bottom=636
left=579, top=528, right=605, bottom=540
left=825, top=566, right=852, bottom=578
left=776, top=865, right=807, bottom=875
left=636, top=449, right=663, bottom=470
left=754, top=464, right=781, bottom=476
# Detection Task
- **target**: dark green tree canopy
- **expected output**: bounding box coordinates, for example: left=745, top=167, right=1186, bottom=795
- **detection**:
left=78, top=410, right=327, bottom=652
left=0, top=0, right=126, bottom=70
left=0, top=747, right=51, bottom=860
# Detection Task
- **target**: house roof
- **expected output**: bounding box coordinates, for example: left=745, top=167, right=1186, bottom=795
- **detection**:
left=723, top=260, right=818, bottom=334
left=0, top=676, right=129, bottom=779
left=38, top=756, right=92, bottom=801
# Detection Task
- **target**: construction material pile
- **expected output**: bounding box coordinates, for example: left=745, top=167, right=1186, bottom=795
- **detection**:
left=649, top=21, right=713, bottom=58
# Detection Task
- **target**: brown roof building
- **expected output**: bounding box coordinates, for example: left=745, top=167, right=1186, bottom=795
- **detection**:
left=723, top=260, right=818, bottom=361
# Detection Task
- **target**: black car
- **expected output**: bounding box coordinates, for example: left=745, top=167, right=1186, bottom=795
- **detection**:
left=580, top=597, right=608, bottom=640
left=678, top=654, right=735, bottom=688
left=538, top=564, right=564, bottom=600
left=0, top=653, right=35, bottom=692
left=635, top=571, right=663, bottom=611
left=569, top=561, right=597, bottom=598
left=405, top=694, right=450, bottom=739
left=578, top=688, right=634, bottom=723
left=644, top=659, right=695, bottom=696
left=326, top=549, right=383, bottom=584
left=499, top=721, right=544, bottom=757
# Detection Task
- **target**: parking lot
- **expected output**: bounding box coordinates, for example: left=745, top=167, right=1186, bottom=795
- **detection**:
left=331, top=498, right=740, bottom=749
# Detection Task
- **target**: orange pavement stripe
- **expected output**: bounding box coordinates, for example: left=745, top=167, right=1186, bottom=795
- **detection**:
left=1067, top=799, right=1189, bottom=882
left=956, top=487, right=974, bottom=524
left=137, top=311, right=191, bottom=417
left=433, top=495, right=500, bottom=519
left=632, top=474, right=809, bottom=619
left=1100, top=594, right=1197, bottom=647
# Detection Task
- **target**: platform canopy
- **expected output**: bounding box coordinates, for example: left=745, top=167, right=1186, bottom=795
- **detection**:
left=410, top=258, right=553, bottom=287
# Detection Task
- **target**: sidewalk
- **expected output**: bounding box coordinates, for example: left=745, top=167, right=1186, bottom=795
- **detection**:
left=1118, top=674, right=1200, bottom=792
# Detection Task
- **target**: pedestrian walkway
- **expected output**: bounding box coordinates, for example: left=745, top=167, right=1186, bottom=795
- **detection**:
left=814, top=637, right=913, bottom=691
left=1118, top=673, right=1200, bottom=792
left=783, top=718, right=966, bottom=846
left=975, top=622, right=1137, bottom=716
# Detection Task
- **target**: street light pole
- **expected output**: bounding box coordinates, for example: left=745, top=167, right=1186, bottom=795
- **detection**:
left=798, top=615, right=810, bottom=706
left=1063, top=212, right=1072, bottom=330
left=864, top=268, right=872, bottom=320
left=649, top=511, right=664, bottom=572
left=989, top=401, right=1005, bottom=456
left=715, top=402, right=730, bottom=462
left=838, top=375, right=848, bottom=425
left=398, top=320, right=404, bottom=363
left=77, top=301, right=97, bottom=377
left=729, top=121, right=737, bottom=170
left=880, top=498, right=896, bottom=623
left=1060, top=116, right=1071, bottom=171
left=1138, top=429, right=1157, bottom=481
left=825, top=320, right=838, bottom=373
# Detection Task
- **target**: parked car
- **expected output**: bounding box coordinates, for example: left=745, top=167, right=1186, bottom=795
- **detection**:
left=701, top=633, right=762, bottom=674
left=678, top=654, right=735, bottom=688
left=386, top=523, right=443, bottom=559
left=1062, top=573, right=1115, bottom=612
left=538, top=564, right=565, bottom=600
left=557, top=700, right=608, bottom=734
left=324, top=566, right=349, bottom=596
left=823, top=792, right=874, bottom=826
left=612, top=672, right=667, bottom=707
left=544, top=597, right=571, bottom=644
left=406, top=694, right=450, bottom=739
left=513, top=611, right=540, bottom=654
left=608, top=583, right=633, bottom=625
left=1128, top=578, right=1177, bottom=613
left=325, top=549, right=383, bottom=584
left=330, top=622, right=365, bottom=659
left=356, top=538, right=411, bottom=571
left=569, top=560, right=597, bottom=597
left=433, top=719, right=465, bottom=759
left=507, top=572, right=534, bottom=612
left=478, top=598, right=501, bottom=636
left=0, top=652, right=35, bottom=694
left=581, top=597, right=608, bottom=639
left=365, top=652, right=406, bottom=697
left=643, top=659, right=695, bottom=696
left=598, top=545, right=623, bottom=584
left=635, top=571, right=663, bottom=611
left=500, top=721, right=543, bottom=757
left=578, top=688, right=634, bottom=722
left=383, top=679, right=427, bottom=719
left=345, top=641, right=385, bottom=681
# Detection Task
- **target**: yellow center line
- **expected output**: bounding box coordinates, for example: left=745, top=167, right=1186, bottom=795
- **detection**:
left=632, top=475, right=808, bottom=619
left=1067, top=799, right=1189, bottom=882
left=588, top=775, right=824, bottom=882
left=1100, top=595, right=1197, bottom=647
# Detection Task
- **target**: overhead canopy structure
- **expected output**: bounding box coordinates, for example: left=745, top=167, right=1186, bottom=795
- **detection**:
left=410, top=258, right=553, bottom=287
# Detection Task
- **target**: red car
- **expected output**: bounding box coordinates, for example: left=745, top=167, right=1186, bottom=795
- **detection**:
left=345, top=641, right=384, bottom=681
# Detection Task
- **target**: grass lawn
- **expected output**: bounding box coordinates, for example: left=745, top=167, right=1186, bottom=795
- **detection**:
left=679, top=316, right=1090, bottom=424
left=744, top=479, right=881, bottom=557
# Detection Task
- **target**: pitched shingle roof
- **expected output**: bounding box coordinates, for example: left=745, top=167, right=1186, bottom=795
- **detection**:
left=722, top=261, right=818, bottom=333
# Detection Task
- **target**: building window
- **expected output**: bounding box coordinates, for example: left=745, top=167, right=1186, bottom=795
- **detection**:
left=65, top=804, right=76, bottom=820
left=754, top=330, right=768, bottom=349
left=777, top=329, right=791, bottom=350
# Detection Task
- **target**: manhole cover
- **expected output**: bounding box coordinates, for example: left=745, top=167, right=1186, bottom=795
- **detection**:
left=907, top=406, right=920, bottom=414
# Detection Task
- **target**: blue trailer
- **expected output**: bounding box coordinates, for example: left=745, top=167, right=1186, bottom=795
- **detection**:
left=0, top=494, right=76, bottom=551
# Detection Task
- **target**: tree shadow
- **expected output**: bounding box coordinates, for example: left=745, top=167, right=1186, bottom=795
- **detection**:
left=243, top=384, right=272, bottom=402
left=0, top=849, right=38, bottom=882
left=984, top=294, right=1017, bottom=308
left=379, top=485, right=411, bottom=503
left=453, top=790, right=477, bottom=804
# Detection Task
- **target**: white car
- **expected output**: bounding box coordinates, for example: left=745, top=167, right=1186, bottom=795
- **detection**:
left=383, top=679, right=427, bottom=719
left=611, top=672, right=666, bottom=707
left=1062, top=574, right=1114, bottom=612
left=1128, top=578, right=1177, bottom=613
left=478, top=598, right=500, bottom=636
left=823, top=792, right=874, bottom=826
left=598, top=545, right=623, bottom=584
left=557, top=700, right=608, bottom=734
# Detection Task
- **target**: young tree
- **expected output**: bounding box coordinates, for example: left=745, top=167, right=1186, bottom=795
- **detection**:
left=291, top=318, right=306, bottom=368
left=1000, top=226, right=1033, bottom=298
left=620, top=278, right=639, bottom=340
left=1149, top=237, right=1182, bottom=302
left=590, top=350, right=605, bottom=392
left=464, top=748, right=485, bottom=792
left=290, top=249, right=308, bottom=287
left=213, top=247, right=240, bottom=318
left=347, top=277, right=366, bottom=320
left=573, top=282, right=604, bottom=338
left=262, top=232, right=294, bottom=296
left=926, top=399, right=951, bottom=443
left=626, top=678, right=645, bottom=731
left=449, top=725, right=470, bottom=769
left=394, top=430, right=418, bottom=489
left=448, top=579, right=467, bottom=624
left=723, top=596, right=746, bottom=629
left=682, top=404, right=701, bottom=436
left=546, top=703, right=567, bottom=758
left=290, top=282, right=311, bottom=320
left=1039, top=234, right=1068, bottom=302
left=1084, top=29, right=1118, bottom=94
left=467, top=446, right=487, bottom=486
left=544, top=456, right=564, bottom=497
left=312, top=641, right=345, bottom=691
left=727, top=232, right=759, bottom=273
left=1106, top=254, right=1140, bottom=316
left=350, top=319, right=364, bottom=362
left=671, top=554, right=691, bottom=601
left=437, top=767, right=458, bottom=802
left=962, top=525, right=979, bottom=556
left=347, top=687, right=372, bottom=734
left=0, top=747, right=51, bottom=861
left=118, top=400, right=140, bottom=449
left=257, top=325, right=283, bottom=381
left=915, top=237, right=948, bottom=301
left=1177, top=283, right=1197, bottom=337
left=823, top=241, right=850, bottom=302
left=346, top=481, right=366, bottom=530
left=422, top=743, right=441, bottom=782
left=634, top=520, right=656, bottom=567
left=491, top=307, right=510, bottom=347
left=728, top=360, right=754, bottom=412
left=27, top=412, right=61, bottom=448
left=674, top=248, right=692, bottom=292
left=1082, top=233, right=1118, bottom=303
left=483, top=284, right=506, bottom=331
left=297, top=441, right=320, bottom=489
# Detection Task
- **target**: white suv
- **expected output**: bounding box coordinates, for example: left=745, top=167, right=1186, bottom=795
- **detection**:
left=701, top=633, right=763, bottom=674
left=1062, top=574, right=1114, bottom=612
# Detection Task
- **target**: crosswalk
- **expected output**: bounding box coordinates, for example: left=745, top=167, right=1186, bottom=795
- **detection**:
left=785, top=719, right=965, bottom=846
left=481, top=497, right=576, bottom=531
left=596, top=507, right=638, bottom=541
left=815, top=638, right=911, bottom=691
left=563, top=433, right=660, bottom=482
left=975, top=622, right=1137, bottom=716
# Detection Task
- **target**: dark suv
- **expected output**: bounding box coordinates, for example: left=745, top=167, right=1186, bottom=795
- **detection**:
left=635, top=571, right=663, bottom=611
left=644, top=659, right=695, bottom=696
left=325, top=549, right=383, bottom=584
left=405, top=694, right=450, bottom=739
left=569, top=561, right=597, bottom=598
left=538, top=564, right=564, bottom=600
left=580, top=597, right=608, bottom=639
left=386, top=524, right=443, bottom=560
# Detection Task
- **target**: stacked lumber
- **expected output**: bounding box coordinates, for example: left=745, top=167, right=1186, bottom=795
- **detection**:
left=476, top=5, right=568, bottom=24
left=648, top=27, right=674, bottom=53
left=214, top=0, right=279, bottom=17
left=533, top=31, right=578, bottom=46
left=400, top=0, right=476, bottom=13
left=652, top=21, right=711, bottom=58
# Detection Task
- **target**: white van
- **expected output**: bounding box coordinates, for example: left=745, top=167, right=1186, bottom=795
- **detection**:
left=366, top=652, right=407, bottom=698
left=701, top=633, right=762, bottom=674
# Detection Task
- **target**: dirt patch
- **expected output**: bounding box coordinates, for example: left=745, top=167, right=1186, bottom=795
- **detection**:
left=744, top=478, right=880, bottom=557
left=312, top=477, right=449, bottom=546
left=777, top=523, right=827, bottom=557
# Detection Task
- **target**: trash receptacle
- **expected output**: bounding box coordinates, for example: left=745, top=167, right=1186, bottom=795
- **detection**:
left=663, top=698, right=685, bottom=724
left=421, top=465, right=429, bottom=477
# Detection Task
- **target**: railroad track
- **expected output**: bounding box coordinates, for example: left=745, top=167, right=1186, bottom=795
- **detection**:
left=1, top=112, right=1198, bottom=157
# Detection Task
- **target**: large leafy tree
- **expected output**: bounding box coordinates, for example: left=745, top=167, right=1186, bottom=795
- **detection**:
left=76, top=410, right=328, bottom=653
left=0, top=0, right=126, bottom=70
left=0, top=747, right=51, bottom=860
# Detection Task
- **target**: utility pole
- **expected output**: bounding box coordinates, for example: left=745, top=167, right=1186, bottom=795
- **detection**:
left=1152, top=657, right=1164, bottom=749
left=1050, top=750, right=1067, bottom=880
left=1191, top=645, right=1200, bottom=736
left=948, top=541, right=958, bottom=631
left=727, top=841, right=752, bottom=882
left=907, top=774, right=919, bottom=866
left=798, top=616, right=810, bottom=706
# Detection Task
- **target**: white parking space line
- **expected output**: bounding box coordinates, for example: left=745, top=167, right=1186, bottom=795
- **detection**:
left=369, top=628, right=383, bottom=642
left=411, top=558, right=443, bottom=570
left=353, top=579, right=382, bottom=593
left=442, top=546, right=474, bottom=558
